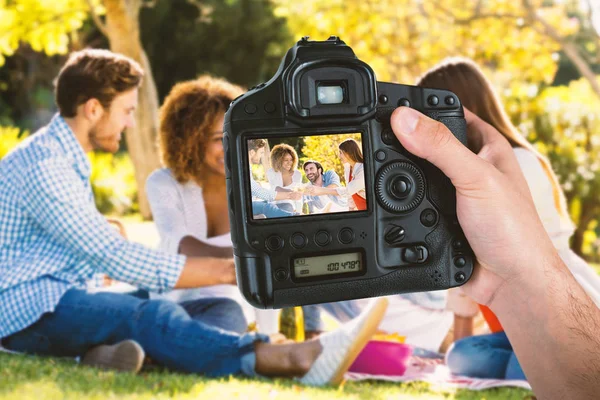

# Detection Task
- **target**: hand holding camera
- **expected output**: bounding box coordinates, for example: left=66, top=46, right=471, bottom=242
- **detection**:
left=224, top=36, right=474, bottom=308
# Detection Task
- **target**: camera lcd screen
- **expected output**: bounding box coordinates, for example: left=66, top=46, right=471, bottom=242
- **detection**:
left=293, top=252, right=363, bottom=278
left=246, top=133, right=367, bottom=219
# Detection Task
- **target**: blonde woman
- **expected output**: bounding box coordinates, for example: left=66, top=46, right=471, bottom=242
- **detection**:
left=416, top=57, right=600, bottom=380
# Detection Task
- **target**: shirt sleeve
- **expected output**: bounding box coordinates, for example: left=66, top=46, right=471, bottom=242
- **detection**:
left=20, top=158, right=185, bottom=293
left=336, top=164, right=366, bottom=197
left=251, top=176, right=275, bottom=202
left=146, top=170, right=192, bottom=254
left=293, top=170, right=302, bottom=184
left=266, top=168, right=278, bottom=188
left=513, top=148, right=573, bottom=241
left=324, top=170, right=341, bottom=187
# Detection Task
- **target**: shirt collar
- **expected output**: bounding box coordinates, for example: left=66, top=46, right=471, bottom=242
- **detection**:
left=48, top=114, right=91, bottom=179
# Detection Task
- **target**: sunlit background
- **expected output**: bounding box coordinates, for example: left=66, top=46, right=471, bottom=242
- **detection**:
left=1, top=0, right=599, bottom=263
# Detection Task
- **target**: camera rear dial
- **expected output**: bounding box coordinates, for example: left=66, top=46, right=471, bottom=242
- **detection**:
left=375, top=161, right=425, bottom=213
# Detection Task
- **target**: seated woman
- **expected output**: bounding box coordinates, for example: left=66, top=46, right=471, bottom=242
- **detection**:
left=146, top=76, right=250, bottom=333
left=338, top=139, right=367, bottom=211
left=146, top=76, right=323, bottom=336
left=266, top=143, right=303, bottom=213
left=416, top=57, right=600, bottom=380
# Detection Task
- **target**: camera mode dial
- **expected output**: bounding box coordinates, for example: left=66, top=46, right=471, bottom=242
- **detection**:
left=376, top=161, right=425, bottom=213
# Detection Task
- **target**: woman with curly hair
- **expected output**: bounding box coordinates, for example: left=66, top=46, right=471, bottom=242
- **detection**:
left=266, top=143, right=303, bottom=212
left=146, top=75, right=250, bottom=333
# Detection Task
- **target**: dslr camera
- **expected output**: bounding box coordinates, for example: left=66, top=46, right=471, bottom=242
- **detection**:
left=224, top=36, right=474, bottom=308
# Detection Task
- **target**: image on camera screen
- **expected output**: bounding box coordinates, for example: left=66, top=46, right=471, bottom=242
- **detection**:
left=247, top=133, right=367, bottom=219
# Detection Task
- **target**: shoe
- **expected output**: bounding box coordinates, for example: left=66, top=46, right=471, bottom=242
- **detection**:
left=81, top=339, right=145, bottom=373
left=299, top=297, right=388, bottom=386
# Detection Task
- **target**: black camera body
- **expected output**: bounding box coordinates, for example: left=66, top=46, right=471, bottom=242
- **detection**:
left=224, top=36, right=473, bottom=309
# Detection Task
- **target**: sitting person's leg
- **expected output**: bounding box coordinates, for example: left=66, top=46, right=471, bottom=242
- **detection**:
left=505, top=351, right=526, bottom=380
left=3, top=289, right=388, bottom=384
left=445, top=331, right=519, bottom=379
left=180, top=297, right=248, bottom=333
left=252, top=201, right=295, bottom=218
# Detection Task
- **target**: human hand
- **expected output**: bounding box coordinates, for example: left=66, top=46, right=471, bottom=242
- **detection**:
left=390, top=107, right=559, bottom=307
left=288, top=191, right=302, bottom=200
left=303, top=186, right=317, bottom=196
left=219, top=258, right=237, bottom=285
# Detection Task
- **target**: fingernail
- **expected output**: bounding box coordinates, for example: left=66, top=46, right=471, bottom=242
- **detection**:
left=395, top=107, right=419, bottom=136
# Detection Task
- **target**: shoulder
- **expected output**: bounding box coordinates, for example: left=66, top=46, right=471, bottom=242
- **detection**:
left=512, top=147, right=548, bottom=184
left=513, top=147, right=542, bottom=170
left=146, top=168, right=187, bottom=195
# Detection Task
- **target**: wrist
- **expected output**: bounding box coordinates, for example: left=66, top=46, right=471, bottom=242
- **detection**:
left=488, top=250, right=564, bottom=319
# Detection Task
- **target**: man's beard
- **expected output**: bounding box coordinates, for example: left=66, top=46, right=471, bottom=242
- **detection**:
left=89, top=125, right=121, bottom=153
left=307, top=173, right=319, bottom=183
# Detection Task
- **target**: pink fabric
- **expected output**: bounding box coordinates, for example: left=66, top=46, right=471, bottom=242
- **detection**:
left=345, top=356, right=531, bottom=391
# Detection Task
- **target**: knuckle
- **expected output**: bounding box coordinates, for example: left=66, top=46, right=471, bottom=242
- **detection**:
left=429, top=121, right=453, bottom=150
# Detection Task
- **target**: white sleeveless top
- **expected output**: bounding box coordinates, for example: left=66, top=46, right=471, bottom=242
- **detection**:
left=513, top=148, right=599, bottom=307
left=145, top=168, right=251, bottom=310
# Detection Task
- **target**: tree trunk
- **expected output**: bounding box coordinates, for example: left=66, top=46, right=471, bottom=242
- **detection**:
left=571, top=201, right=597, bottom=258
left=103, top=0, right=160, bottom=220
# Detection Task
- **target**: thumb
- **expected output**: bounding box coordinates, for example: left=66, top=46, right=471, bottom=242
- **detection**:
left=390, top=107, right=490, bottom=188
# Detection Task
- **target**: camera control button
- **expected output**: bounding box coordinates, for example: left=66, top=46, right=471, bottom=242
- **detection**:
left=338, top=228, right=354, bottom=244
left=398, top=98, right=411, bottom=107
left=315, top=230, right=331, bottom=247
left=427, top=95, right=439, bottom=106
left=264, top=102, right=276, bottom=113
left=291, top=233, right=307, bottom=249
left=420, top=208, right=438, bottom=227
left=274, top=268, right=289, bottom=281
left=378, top=94, right=388, bottom=104
left=384, top=224, right=405, bottom=245
left=445, top=96, right=456, bottom=105
left=454, top=256, right=467, bottom=268
left=401, top=245, right=428, bottom=264
left=266, top=235, right=284, bottom=251
left=381, top=128, right=396, bottom=145
left=455, top=271, right=466, bottom=283
left=452, top=239, right=465, bottom=249
left=375, top=150, right=387, bottom=162
left=244, top=103, right=258, bottom=114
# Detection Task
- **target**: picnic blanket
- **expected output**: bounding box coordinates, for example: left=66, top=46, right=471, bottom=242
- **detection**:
left=345, top=356, right=532, bottom=391
left=1, top=345, right=530, bottom=391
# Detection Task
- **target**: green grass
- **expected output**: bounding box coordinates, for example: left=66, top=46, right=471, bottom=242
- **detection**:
left=0, top=353, right=534, bottom=400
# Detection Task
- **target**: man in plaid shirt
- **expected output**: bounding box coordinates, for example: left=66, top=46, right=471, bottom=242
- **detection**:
left=0, top=49, right=387, bottom=385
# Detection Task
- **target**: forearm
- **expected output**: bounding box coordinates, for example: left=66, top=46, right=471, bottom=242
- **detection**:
left=178, top=235, right=233, bottom=258
left=452, top=315, right=474, bottom=341
left=490, top=253, right=600, bottom=398
left=174, top=257, right=236, bottom=289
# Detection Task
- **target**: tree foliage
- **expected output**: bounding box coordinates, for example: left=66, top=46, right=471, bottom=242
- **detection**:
left=302, top=134, right=362, bottom=183
left=275, top=0, right=600, bottom=258
left=0, top=0, right=101, bottom=65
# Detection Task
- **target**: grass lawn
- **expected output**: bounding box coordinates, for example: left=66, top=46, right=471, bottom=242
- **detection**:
left=4, top=222, right=596, bottom=399
left=0, top=352, right=534, bottom=400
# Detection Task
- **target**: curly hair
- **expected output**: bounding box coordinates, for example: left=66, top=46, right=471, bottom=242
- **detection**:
left=158, top=75, right=244, bottom=183
left=270, top=143, right=298, bottom=173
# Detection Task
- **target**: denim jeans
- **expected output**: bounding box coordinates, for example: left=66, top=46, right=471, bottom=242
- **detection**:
left=2, top=289, right=269, bottom=377
left=252, top=200, right=295, bottom=218
left=445, top=331, right=526, bottom=380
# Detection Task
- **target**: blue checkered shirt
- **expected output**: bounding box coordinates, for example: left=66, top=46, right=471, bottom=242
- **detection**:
left=0, top=114, right=186, bottom=339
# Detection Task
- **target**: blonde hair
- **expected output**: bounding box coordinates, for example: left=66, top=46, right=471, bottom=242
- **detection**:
left=416, top=57, right=570, bottom=220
